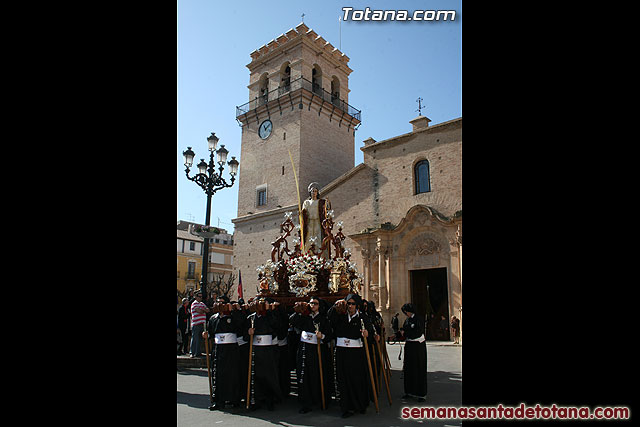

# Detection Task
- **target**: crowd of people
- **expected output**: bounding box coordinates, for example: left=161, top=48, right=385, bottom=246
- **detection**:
left=177, top=291, right=430, bottom=417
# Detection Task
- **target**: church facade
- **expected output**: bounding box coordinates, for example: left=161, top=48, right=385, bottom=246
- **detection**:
left=232, top=23, right=461, bottom=337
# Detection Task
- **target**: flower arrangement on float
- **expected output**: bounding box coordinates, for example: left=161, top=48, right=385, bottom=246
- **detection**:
left=255, top=211, right=363, bottom=297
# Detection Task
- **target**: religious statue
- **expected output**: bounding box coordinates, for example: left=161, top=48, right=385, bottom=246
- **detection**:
left=301, top=182, right=330, bottom=259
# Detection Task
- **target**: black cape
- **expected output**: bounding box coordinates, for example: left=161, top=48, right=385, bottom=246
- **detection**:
left=206, top=310, right=244, bottom=404
left=401, top=314, right=428, bottom=398
left=243, top=311, right=282, bottom=406
left=327, top=305, right=375, bottom=413
left=289, top=311, right=333, bottom=408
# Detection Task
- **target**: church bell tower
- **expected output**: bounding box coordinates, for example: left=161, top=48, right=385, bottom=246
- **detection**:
left=234, top=22, right=361, bottom=216
left=232, top=23, right=361, bottom=298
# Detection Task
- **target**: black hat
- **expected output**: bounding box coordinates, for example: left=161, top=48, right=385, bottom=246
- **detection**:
left=217, top=295, right=230, bottom=303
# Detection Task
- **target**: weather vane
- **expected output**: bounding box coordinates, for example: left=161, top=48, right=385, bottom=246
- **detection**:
left=416, top=97, right=425, bottom=116
left=301, top=13, right=305, bottom=23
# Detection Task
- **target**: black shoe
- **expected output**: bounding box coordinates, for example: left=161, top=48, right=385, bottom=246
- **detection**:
left=341, top=411, right=353, bottom=418
left=417, top=397, right=425, bottom=403
left=299, top=407, right=311, bottom=414
left=209, top=403, right=221, bottom=411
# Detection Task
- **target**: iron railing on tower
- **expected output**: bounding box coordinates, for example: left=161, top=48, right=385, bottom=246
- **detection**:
left=235, top=76, right=361, bottom=126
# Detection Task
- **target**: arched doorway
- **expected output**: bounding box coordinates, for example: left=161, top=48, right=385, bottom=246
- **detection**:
left=410, top=267, right=449, bottom=340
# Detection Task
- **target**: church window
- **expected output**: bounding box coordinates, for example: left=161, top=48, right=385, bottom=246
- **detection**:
left=258, top=73, right=269, bottom=106
left=280, top=63, right=291, bottom=92
left=331, top=76, right=340, bottom=106
left=256, top=184, right=268, bottom=206
left=415, top=160, right=431, bottom=194
left=258, top=190, right=266, bottom=206
left=312, top=65, right=322, bottom=95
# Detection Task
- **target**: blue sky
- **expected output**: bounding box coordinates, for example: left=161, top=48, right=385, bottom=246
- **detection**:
left=177, top=0, right=461, bottom=232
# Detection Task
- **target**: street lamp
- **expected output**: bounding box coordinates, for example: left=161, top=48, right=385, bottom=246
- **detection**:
left=182, top=132, right=239, bottom=305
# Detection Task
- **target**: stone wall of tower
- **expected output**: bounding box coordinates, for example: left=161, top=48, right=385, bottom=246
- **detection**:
left=236, top=107, right=302, bottom=217
left=298, top=97, right=356, bottom=198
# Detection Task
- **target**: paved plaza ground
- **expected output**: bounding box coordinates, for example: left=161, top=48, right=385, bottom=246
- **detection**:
left=177, top=341, right=462, bottom=426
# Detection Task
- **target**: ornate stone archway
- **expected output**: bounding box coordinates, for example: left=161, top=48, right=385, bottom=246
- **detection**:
left=349, top=205, right=462, bottom=327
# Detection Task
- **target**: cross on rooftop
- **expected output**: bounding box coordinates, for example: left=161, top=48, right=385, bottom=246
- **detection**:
left=416, top=97, right=425, bottom=116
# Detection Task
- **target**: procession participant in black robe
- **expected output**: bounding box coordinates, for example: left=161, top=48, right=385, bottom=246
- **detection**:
left=289, top=297, right=332, bottom=413
left=236, top=298, right=250, bottom=406
left=399, top=302, right=427, bottom=402
left=244, top=298, right=282, bottom=411
left=327, top=293, right=376, bottom=418
left=274, top=300, right=292, bottom=398
left=363, top=300, right=383, bottom=394
left=317, top=298, right=335, bottom=402
left=287, top=320, right=300, bottom=381
left=203, top=296, right=245, bottom=410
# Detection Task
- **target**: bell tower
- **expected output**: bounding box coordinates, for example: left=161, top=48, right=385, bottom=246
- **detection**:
left=232, top=23, right=361, bottom=298
left=234, top=22, right=361, bottom=216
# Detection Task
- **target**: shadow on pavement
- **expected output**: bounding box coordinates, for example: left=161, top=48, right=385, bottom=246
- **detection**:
left=177, top=390, right=211, bottom=410
left=178, top=366, right=462, bottom=426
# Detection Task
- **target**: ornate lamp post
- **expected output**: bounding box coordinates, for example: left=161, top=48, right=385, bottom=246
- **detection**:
left=182, top=132, right=239, bottom=305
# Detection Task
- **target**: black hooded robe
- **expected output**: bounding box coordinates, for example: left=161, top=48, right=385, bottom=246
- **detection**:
left=206, top=309, right=244, bottom=405
left=275, top=307, right=292, bottom=398
left=243, top=311, right=282, bottom=407
left=327, top=298, right=375, bottom=414
left=289, top=310, right=333, bottom=410
left=363, top=301, right=383, bottom=402
left=401, top=313, right=428, bottom=398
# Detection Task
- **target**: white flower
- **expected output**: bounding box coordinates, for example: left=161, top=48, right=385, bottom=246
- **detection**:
left=284, top=211, right=293, bottom=220
left=337, top=221, right=343, bottom=228
left=327, top=210, right=334, bottom=219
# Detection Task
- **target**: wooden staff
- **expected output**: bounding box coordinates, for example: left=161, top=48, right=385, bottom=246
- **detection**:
left=361, top=319, right=379, bottom=413
left=246, top=317, right=255, bottom=409
left=204, top=329, right=214, bottom=405
left=371, top=338, right=379, bottom=393
left=315, top=323, right=326, bottom=410
left=376, top=337, right=392, bottom=405
left=381, top=327, right=392, bottom=374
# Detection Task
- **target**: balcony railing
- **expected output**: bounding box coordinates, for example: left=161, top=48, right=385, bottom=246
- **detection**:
left=236, top=76, right=361, bottom=123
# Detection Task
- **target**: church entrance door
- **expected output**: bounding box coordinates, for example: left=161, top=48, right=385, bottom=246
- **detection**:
left=410, top=267, right=449, bottom=341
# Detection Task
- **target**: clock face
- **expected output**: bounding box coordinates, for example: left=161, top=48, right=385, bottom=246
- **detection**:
left=258, top=119, right=272, bottom=140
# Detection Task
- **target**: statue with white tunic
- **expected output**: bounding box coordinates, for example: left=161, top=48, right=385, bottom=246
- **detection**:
left=301, top=182, right=331, bottom=259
